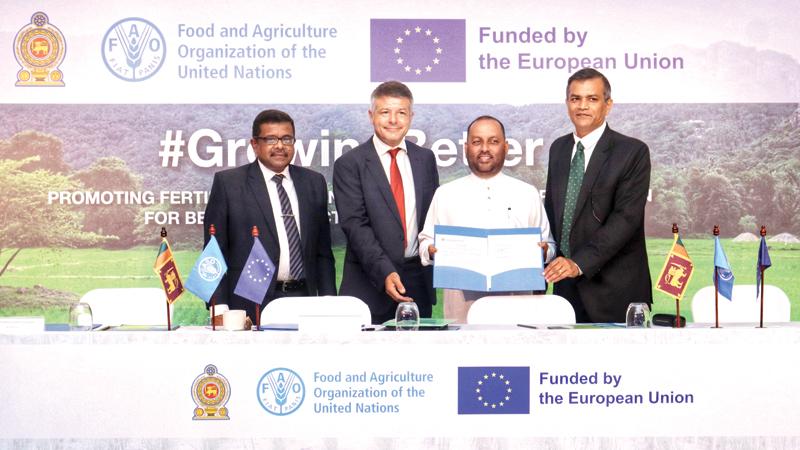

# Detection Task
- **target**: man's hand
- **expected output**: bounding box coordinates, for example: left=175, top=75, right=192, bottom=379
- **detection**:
left=428, top=244, right=437, bottom=259
left=385, top=272, right=413, bottom=303
left=543, top=256, right=580, bottom=283
left=538, top=242, right=549, bottom=260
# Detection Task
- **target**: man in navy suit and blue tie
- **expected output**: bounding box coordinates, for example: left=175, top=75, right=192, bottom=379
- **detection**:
left=543, top=68, right=652, bottom=323
left=334, top=81, right=439, bottom=324
left=204, top=109, right=336, bottom=323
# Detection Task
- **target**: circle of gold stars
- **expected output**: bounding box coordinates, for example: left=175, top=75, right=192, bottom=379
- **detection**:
left=474, top=371, right=512, bottom=409
left=246, top=258, right=271, bottom=283
left=394, top=26, right=442, bottom=76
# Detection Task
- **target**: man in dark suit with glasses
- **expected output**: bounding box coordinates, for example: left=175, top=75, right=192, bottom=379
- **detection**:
left=204, top=109, right=336, bottom=322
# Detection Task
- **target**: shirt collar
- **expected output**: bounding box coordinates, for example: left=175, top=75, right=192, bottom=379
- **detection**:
left=468, top=170, right=507, bottom=186
left=573, top=122, right=607, bottom=150
left=373, top=135, right=408, bottom=156
left=257, top=160, right=292, bottom=183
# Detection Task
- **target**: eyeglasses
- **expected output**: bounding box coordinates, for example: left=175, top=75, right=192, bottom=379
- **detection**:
left=253, top=135, right=296, bottom=146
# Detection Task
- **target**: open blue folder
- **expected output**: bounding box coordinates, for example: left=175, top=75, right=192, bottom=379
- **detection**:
left=433, top=225, right=545, bottom=292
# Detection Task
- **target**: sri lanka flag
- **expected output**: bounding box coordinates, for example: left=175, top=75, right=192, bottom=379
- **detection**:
left=655, top=232, right=694, bottom=300
left=154, top=237, right=184, bottom=303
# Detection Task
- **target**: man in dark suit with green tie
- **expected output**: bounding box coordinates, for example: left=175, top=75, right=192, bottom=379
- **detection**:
left=543, top=68, right=652, bottom=323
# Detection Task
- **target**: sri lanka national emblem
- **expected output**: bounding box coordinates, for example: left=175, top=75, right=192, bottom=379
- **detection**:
left=14, top=12, right=66, bottom=86
left=191, top=364, right=231, bottom=420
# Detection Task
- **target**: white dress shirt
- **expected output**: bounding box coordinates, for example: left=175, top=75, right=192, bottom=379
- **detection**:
left=258, top=161, right=302, bottom=281
left=372, top=135, right=418, bottom=258
left=418, top=171, right=555, bottom=266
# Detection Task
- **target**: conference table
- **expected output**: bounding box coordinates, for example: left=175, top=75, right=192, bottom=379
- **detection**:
left=3, top=323, right=800, bottom=449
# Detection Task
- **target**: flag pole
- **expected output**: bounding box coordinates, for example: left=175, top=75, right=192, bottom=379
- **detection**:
left=713, top=225, right=720, bottom=328
left=161, top=227, right=172, bottom=331
left=252, top=225, right=262, bottom=332
left=759, top=225, right=766, bottom=329
left=209, top=223, right=217, bottom=331
left=672, top=223, right=681, bottom=328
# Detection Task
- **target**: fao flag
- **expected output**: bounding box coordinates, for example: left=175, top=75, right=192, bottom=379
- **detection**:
left=457, top=366, right=530, bottom=414
left=370, top=19, right=466, bottom=82
left=185, top=235, right=228, bottom=303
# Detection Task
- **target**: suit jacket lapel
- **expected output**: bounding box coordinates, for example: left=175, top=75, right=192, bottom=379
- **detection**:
left=574, top=127, right=613, bottom=218
left=364, top=139, right=404, bottom=229
left=552, top=138, right=573, bottom=229
left=288, top=165, right=310, bottom=251
left=246, top=162, right=280, bottom=259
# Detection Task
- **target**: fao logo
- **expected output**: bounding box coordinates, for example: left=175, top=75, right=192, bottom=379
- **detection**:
left=256, top=368, right=305, bottom=416
left=102, top=17, right=165, bottom=81
left=198, top=257, right=223, bottom=282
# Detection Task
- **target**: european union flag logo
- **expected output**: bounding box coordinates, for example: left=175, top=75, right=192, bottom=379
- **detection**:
left=234, top=237, right=275, bottom=304
left=370, top=19, right=466, bottom=82
left=457, top=366, right=530, bottom=414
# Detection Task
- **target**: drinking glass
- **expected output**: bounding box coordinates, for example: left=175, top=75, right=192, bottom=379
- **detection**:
left=625, top=302, right=651, bottom=328
left=69, top=302, right=93, bottom=331
left=395, top=302, right=420, bottom=331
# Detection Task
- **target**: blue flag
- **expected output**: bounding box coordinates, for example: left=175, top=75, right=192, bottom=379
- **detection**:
left=713, top=236, right=734, bottom=301
left=756, top=236, right=772, bottom=297
left=234, top=237, right=275, bottom=304
left=185, top=235, right=228, bottom=303
left=457, top=366, right=529, bottom=414
left=370, top=19, right=466, bottom=82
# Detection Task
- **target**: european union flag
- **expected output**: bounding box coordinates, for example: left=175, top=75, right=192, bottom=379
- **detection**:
left=713, top=236, right=734, bottom=301
left=185, top=235, right=228, bottom=303
left=756, top=236, right=772, bottom=297
left=457, top=366, right=529, bottom=414
left=234, top=237, right=275, bottom=304
left=370, top=19, right=466, bottom=82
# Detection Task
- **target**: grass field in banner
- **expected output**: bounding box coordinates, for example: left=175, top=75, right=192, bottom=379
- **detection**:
left=1, top=240, right=798, bottom=324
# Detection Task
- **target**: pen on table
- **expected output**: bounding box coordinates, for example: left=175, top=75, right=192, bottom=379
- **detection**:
left=517, top=323, right=538, bottom=330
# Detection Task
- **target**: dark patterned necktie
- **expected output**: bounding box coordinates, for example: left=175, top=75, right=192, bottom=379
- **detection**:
left=560, top=141, right=585, bottom=258
left=272, top=174, right=304, bottom=279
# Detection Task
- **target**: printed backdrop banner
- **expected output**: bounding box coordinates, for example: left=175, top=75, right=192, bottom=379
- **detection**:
left=0, top=1, right=799, bottom=285
left=2, top=1, right=799, bottom=103
left=3, top=336, right=800, bottom=439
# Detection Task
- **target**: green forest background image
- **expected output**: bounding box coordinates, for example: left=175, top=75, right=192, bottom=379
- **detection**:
left=2, top=103, right=799, bottom=323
